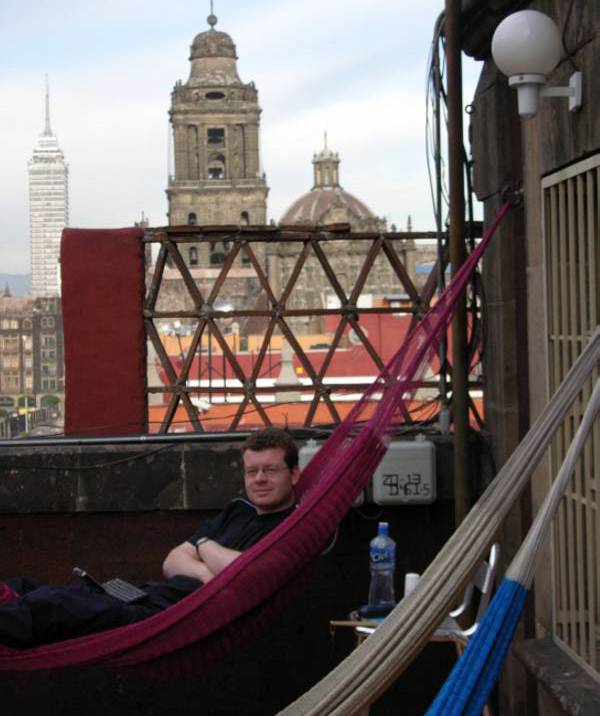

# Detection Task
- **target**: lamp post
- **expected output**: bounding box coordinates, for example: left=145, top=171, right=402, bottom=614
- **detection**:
left=172, top=320, right=185, bottom=362
left=445, top=0, right=470, bottom=527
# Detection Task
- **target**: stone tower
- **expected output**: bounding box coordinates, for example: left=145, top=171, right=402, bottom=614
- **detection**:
left=28, top=79, right=69, bottom=297
left=167, top=11, right=268, bottom=266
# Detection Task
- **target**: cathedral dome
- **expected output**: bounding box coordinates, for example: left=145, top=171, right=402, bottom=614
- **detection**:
left=280, top=138, right=385, bottom=230
left=280, top=187, right=377, bottom=226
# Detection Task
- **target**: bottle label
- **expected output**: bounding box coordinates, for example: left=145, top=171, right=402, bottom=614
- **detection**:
left=370, top=546, right=395, bottom=569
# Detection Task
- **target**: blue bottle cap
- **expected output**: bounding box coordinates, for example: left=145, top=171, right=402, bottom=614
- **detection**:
left=378, top=522, right=389, bottom=536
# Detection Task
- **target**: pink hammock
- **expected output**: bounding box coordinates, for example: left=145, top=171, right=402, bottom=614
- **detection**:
left=0, top=204, right=511, bottom=670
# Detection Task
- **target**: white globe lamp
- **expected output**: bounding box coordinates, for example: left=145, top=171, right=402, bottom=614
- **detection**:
left=491, top=10, right=582, bottom=118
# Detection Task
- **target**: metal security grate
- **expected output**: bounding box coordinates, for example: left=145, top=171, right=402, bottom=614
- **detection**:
left=543, top=154, right=600, bottom=674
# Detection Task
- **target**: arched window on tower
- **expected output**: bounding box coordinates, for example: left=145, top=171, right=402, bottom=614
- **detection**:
left=189, top=246, right=198, bottom=266
left=207, top=128, right=225, bottom=146
left=188, top=212, right=197, bottom=225
left=210, top=240, right=229, bottom=266
left=208, top=153, right=225, bottom=180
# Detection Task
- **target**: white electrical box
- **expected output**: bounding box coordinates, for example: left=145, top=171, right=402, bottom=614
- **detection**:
left=372, top=436, right=436, bottom=505
left=299, top=439, right=365, bottom=507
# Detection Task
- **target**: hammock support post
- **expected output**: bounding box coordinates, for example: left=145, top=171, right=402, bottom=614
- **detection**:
left=445, top=0, right=470, bottom=525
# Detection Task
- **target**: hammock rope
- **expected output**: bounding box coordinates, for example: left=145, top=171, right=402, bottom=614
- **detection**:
left=279, top=329, right=600, bottom=715
left=0, top=204, right=511, bottom=671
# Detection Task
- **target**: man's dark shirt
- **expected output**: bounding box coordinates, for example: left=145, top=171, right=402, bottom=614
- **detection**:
left=144, top=498, right=294, bottom=609
left=189, top=498, right=295, bottom=551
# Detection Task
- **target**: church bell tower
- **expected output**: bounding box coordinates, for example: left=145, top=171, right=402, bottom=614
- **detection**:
left=167, top=10, right=268, bottom=254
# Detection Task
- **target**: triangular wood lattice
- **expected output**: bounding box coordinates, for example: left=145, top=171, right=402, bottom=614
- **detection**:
left=143, top=224, right=484, bottom=432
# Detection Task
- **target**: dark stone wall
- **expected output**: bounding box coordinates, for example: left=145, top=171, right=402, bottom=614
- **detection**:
left=0, top=442, right=246, bottom=514
left=0, top=506, right=460, bottom=716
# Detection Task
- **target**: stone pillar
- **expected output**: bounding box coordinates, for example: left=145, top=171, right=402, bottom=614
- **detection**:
left=197, top=123, right=205, bottom=179
left=245, top=122, right=259, bottom=177
left=188, top=125, right=199, bottom=179
left=230, top=124, right=243, bottom=181
left=174, top=124, right=189, bottom=180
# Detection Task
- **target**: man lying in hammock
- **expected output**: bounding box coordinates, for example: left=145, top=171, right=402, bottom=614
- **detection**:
left=0, top=427, right=300, bottom=648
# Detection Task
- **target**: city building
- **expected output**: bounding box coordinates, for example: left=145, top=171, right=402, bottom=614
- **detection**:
left=272, top=140, right=415, bottom=324
left=0, top=290, right=64, bottom=416
left=28, top=80, right=69, bottom=298
left=154, top=11, right=270, bottom=315
left=0, top=290, right=34, bottom=405
left=167, top=10, right=268, bottom=269
left=280, top=137, right=387, bottom=232
left=158, top=14, right=418, bottom=336
left=33, top=296, right=64, bottom=404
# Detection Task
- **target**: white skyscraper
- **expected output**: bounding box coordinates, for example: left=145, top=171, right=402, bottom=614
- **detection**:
left=28, top=80, right=69, bottom=297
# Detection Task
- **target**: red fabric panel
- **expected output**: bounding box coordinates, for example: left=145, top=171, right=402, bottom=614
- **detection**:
left=61, top=228, right=146, bottom=435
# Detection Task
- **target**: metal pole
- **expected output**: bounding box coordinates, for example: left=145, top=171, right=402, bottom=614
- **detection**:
left=433, top=14, right=449, bottom=430
left=445, top=0, right=470, bottom=526
left=208, top=323, right=212, bottom=402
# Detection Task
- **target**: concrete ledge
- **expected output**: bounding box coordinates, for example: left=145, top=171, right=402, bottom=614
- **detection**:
left=0, top=443, right=243, bottom=512
left=0, top=433, right=492, bottom=514
left=515, top=637, right=600, bottom=715
left=0, top=433, right=492, bottom=513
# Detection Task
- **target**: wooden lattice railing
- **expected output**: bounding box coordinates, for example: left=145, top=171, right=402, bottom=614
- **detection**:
left=143, top=223, right=483, bottom=432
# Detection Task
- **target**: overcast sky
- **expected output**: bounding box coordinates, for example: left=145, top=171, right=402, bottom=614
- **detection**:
left=0, top=0, right=482, bottom=274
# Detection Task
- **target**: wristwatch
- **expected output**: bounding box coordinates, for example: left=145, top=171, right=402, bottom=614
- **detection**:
left=195, top=536, right=210, bottom=555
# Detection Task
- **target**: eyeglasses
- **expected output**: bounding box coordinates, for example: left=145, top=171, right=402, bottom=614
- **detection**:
left=244, top=465, right=290, bottom=479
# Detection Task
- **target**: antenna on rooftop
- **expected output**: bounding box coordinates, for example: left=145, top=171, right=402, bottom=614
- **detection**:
left=44, top=74, right=52, bottom=136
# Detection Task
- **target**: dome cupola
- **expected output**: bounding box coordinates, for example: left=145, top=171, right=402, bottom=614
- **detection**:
left=312, top=132, right=340, bottom=189
left=188, top=12, right=241, bottom=86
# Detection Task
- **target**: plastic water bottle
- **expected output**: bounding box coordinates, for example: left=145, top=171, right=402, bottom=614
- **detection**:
left=367, top=522, right=396, bottom=613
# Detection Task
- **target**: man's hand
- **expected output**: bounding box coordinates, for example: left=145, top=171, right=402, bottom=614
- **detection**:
left=162, top=540, right=242, bottom=582
left=162, top=542, right=215, bottom=582
left=195, top=540, right=241, bottom=576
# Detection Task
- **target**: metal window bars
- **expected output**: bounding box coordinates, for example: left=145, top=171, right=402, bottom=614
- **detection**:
left=543, top=154, right=600, bottom=674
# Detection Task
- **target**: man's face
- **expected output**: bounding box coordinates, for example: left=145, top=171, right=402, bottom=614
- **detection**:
left=243, top=447, right=300, bottom=514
